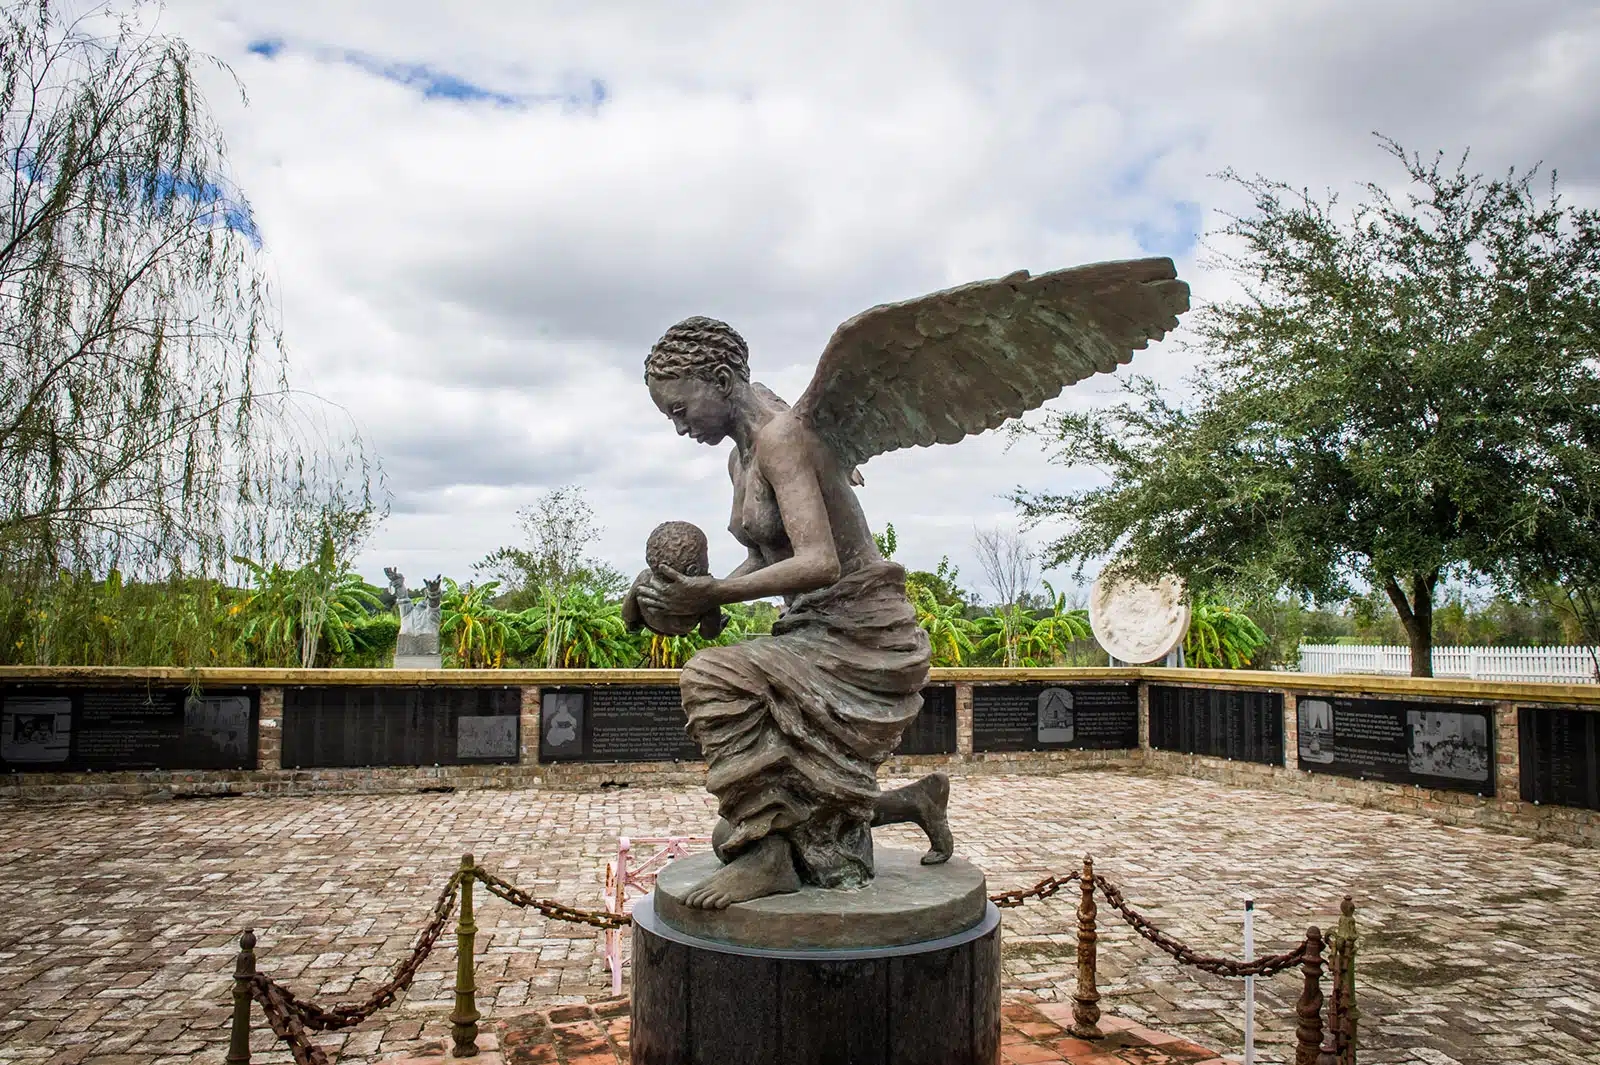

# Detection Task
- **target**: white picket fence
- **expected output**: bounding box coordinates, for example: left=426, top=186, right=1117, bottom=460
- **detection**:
left=1297, top=644, right=1600, bottom=683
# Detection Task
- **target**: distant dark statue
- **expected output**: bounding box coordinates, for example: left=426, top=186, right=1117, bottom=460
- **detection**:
left=632, top=259, right=1189, bottom=909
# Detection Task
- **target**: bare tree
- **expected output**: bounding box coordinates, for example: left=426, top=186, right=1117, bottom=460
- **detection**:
left=973, top=525, right=1035, bottom=667
left=478, top=485, right=603, bottom=668
left=0, top=1, right=373, bottom=584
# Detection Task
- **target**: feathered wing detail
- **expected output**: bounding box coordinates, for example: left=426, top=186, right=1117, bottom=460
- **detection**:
left=793, top=258, right=1190, bottom=468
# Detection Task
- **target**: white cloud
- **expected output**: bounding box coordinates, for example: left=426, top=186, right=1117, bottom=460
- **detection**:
left=145, top=0, right=1600, bottom=599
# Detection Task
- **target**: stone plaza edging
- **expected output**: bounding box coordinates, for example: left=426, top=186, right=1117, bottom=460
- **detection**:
left=2, top=665, right=1596, bottom=847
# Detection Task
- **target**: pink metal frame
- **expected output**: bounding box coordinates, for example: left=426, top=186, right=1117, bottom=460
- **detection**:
left=604, top=834, right=711, bottom=995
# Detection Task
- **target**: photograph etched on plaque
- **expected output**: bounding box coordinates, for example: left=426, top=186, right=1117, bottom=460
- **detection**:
left=1296, top=695, right=1493, bottom=793
left=1036, top=687, right=1075, bottom=743
left=1, top=696, right=71, bottom=763
left=1298, top=698, right=1336, bottom=764
left=458, top=715, right=518, bottom=760
left=184, top=695, right=252, bottom=761
left=1407, top=710, right=1489, bottom=782
left=540, top=691, right=586, bottom=760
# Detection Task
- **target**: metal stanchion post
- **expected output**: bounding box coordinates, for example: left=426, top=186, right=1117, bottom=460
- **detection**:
left=1071, top=855, right=1103, bottom=1039
left=226, top=929, right=256, bottom=1065
left=451, top=854, right=481, bottom=1057
left=1243, top=899, right=1256, bottom=1065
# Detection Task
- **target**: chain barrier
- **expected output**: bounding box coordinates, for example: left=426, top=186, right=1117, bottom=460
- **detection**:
left=235, top=855, right=1341, bottom=1064
left=1092, top=874, right=1309, bottom=977
left=987, top=868, right=1310, bottom=978
left=471, top=866, right=636, bottom=930
left=238, top=871, right=466, bottom=1065
left=988, top=871, right=1081, bottom=908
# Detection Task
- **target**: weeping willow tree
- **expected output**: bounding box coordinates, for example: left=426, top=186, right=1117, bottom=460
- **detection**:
left=0, top=2, right=377, bottom=663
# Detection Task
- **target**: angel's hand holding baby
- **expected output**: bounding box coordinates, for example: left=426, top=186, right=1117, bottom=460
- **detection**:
left=637, top=565, right=721, bottom=618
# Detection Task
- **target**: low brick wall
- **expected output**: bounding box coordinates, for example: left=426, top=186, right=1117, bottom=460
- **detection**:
left=2, top=665, right=1596, bottom=848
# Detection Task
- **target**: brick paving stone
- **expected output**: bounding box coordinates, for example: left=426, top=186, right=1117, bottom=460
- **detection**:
left=0, top=770, right=1595, bottom=1064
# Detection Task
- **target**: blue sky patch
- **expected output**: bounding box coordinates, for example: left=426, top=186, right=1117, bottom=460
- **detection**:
left=1134, top=200, right=1202, bottom=257
left=247, top=37, right=605, bottom=112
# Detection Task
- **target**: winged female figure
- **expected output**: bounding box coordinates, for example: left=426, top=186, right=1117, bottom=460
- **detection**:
left=632, top=257, right=1189, bottom=909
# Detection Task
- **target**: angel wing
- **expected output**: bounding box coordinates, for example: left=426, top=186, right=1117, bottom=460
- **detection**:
left=792, top=257, right=1189, bottom=468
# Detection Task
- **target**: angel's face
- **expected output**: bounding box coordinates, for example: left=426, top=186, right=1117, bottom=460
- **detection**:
left=648, top=374, right=734, bottom=446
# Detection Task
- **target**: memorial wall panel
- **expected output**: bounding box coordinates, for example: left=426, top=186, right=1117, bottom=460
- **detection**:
left=1519, top=705, right=1600, bottom=811
left=1149, top=685, right=1284, bottom=765
left=539, top=685, right=699, bottom=764
left=281, top=687, right=519, bottom=769
left=894, top=685, right=957, bottom=756
left=0, top=684, right=257, bottom=772
left=971, top=683, right=1138, bottom=753
left=1295, top=694, right=1494, bottom=795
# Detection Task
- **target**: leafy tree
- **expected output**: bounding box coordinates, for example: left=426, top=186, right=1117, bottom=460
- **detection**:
left=1015, top=138, right=1600, bottom=676
left=475, top=486, right=606, bottom=668
left=0, top=1, right=374, bottom=582
left=1183, top=598, right=1269, bottom=669
left=441, top=579, right=509, bottom=668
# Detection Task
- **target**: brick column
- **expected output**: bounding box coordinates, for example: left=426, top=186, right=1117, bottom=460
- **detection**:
left=1282, top=690, right=1300, bottom=773
left=520, top=686, right=542, bottom=765
left=1137, top=681, right=1151, bottom=753
left=257, top=687, right=282, bottom=771
left=1494, top=700, right=1520, bottom=805
left=955, top=683, right=974, bottom=758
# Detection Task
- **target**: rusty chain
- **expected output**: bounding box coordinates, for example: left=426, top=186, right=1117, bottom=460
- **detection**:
left=252, top=870, right=464, bottom=1040
left=249, top=975, right=330, bottom=1065
left=1093, top=874, right=1309, bottom=978
left=241, top=854, right=1318, bottom=1065
left=472, top=867, right=635, bottom=929
left=988, top=871, right=1081, bottom=908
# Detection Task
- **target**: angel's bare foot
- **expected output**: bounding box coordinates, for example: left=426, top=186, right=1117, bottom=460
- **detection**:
left=682, top=834, right=800, bottom=910
left=872, top=772, right=954, bottom=865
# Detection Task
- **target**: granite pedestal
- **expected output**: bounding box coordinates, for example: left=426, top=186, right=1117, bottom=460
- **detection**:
left=630, top=848, right=1001, bottom=1065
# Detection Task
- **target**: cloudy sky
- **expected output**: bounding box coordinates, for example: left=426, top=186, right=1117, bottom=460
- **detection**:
left=154, top=0, right=1600, bottom=602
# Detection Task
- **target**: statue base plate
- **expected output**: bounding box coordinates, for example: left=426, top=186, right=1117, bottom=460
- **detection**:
left=653, top=848, right=987, bottom=949
left=392, top=654, right=442, bottom=669
left=630, top=891, right=1001, bottom=1065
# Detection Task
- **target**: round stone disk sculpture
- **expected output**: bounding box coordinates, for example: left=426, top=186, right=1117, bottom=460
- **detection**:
left=1089, top=573, right=1190, bottom=664
left=631, top=849, right=1001, bottom=1065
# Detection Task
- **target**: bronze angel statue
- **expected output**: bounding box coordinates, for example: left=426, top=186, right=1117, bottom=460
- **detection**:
left=629, top=258, right=1189, bottom=910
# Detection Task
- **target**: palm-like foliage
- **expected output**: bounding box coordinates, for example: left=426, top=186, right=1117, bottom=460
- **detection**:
left=912, top=587, right=976, bottom=666
left=1016, top=581, right=1092, bottom=665
left=442, top=579, right=510, bottom=669
left=1185, top=599, right=1269, bottom=669
left=232, top=555, right=385, bottom=666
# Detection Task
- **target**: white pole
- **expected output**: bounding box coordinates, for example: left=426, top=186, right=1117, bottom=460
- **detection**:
left=1243, top=897, right=1256, bottom=1065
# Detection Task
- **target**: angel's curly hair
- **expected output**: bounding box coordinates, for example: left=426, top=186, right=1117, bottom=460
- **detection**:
left=645, top=316, right=750, bottom=383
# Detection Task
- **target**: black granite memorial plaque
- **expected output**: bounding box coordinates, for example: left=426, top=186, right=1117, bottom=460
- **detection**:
left=1149, top=686, right=1284, bottom=765
left=971, top=684, right=1138, bottom=753
left=0, top=685, right=257, bottom=772
left=1519, top=706, right=1600, bottom=811
left=1296, top=695, right=1494, bottom=794
left=539, top=686, right=699, bottom=764
left=281, top=687, right=519, bottom=769
left=896, top=685, right=957, bottom=756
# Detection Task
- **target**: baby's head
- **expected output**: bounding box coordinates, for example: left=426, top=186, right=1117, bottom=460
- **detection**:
left=645, top=521, right=709, bottom=577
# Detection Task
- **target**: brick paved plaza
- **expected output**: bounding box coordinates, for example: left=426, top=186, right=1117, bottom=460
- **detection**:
left=0, top=769, right=1595, bottom=1065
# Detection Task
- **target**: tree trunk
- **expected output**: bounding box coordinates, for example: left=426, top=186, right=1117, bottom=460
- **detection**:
left=1383, top=571, right=1439, bottom=677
